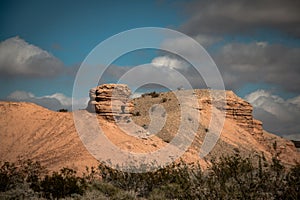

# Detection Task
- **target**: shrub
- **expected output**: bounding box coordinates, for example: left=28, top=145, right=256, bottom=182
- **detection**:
left=1, top=154, right=299, bottom=199
left=150, top=92, right=159, bottom=98
left=161, top=98, right=167, bottom=103
left=97, top=161, right=193, bottom=198
left=141, top=91, right=160, bottom=98
left=0, top=162, right=22, bottom=192
left=58, top=109, right=68, bottom=112
left=40, top=168, right=86, bottom=199
left=0, top=159, right=46, bottom=193
left=133, top=111, right=141, bottom=116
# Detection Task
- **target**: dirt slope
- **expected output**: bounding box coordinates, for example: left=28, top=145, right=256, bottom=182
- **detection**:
left=0, top=90, right=299, bottom=173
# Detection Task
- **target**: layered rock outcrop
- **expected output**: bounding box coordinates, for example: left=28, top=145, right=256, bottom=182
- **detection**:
left=198, top=90, right=263, bottom=136
left=88, top=84, right=263, bottom=134
left=86, top=84, right=134, bottom=120
left=224, top=91, right=263, bottom=135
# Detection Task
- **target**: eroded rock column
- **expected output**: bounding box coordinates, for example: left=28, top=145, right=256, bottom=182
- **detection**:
left=87, top=84, right=134, bottom=121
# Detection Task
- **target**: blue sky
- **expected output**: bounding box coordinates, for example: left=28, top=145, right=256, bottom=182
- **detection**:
left=0, top=0, right=182, bottom=65
left=0, top=0, right=183, bottom=96
left=0, top=0, right=300, bottom=139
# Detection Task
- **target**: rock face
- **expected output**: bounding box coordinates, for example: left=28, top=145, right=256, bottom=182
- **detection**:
left=87, top=84, right=134, bottom=120
left=185, top=90, right=263, bottom=136
left=224, top=91, right=263, bottom=136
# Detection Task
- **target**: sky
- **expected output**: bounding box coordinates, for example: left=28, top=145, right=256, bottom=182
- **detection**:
left=0, top=0, right=300, bottom=140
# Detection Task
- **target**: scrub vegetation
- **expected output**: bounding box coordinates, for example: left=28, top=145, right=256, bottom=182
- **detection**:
left=0, top=151, right=299, bottom=199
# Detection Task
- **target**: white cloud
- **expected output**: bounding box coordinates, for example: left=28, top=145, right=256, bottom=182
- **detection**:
left=7, top=91, right=88, bottom=111
left=7, top=90, right=35, bottom=100
left=157, top=33, right=300, bottom=94
left=151, top=56, right=188, bottom=70
left=245, top=90, right=300, bottom=139
left=130, top=92, right=143, bottom=99
left=256, top=42, right=268, bottom=48
left=44, top=93, right=73, bottom=107
left=115, top=62, right=199, bottom=92
left=158, top=37, right=300, bottom=94
left=0, top=36, right=64, bottom=77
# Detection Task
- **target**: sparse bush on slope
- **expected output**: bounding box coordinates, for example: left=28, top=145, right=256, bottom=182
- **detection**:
left=57, top=109, right=68, bottom=112
left=40, top=168, right=86, bottom=199
left=0, top=152, right=299, bottom=199
left=141, top=91, right=160, bottom=98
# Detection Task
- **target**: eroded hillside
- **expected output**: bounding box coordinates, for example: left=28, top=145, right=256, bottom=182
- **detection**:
left=0, top=87, right=299, bottom=173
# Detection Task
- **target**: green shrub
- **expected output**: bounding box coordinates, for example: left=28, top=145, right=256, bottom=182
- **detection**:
left=0, top=162, right=23, bottom=192
left=1, top=154, right=299, bottom=199
left=40, top=168, right=86, bottom=199
left=0, top=159, right=46, bottom=193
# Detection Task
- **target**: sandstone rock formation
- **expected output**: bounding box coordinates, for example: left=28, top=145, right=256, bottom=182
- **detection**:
left=131, top=89, right=299, bottom=167
left=189, top=90, right=263, bottom=136
left=216, top=91, right=263, bottom=136
left=0, top=86, right=299, bottom=174
left=86, top=84, right=134, bottom=120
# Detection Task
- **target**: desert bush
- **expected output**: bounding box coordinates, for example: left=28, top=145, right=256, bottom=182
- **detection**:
left=0, top=159, right=46, bottom=193
left=0, top=183, right=44, bottom=200
left=40, top=168, right=86, bottom=199
left=1, top=153, right=299, bottom=199
left=284, top=163, right=300, bottom=199
left=58, top=109, right=68, bottom=112
left=133, top=111, right=141, bottom=116
left=0, top=161, right=22, bottom=192
left=161, top=98, right=168, bottom=103
left=97, top=161, right=194, bottom=198
left=141, top=91, right=159, bottom=98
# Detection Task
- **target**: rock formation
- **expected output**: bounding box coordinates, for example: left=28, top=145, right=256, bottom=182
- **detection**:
left=222, top=91, right=263, bottom=136
left=0, top=86, right=299, bottom=173
left=86, top=84, right=134, bottom=120
left=199, top=90, right=263, bottom=136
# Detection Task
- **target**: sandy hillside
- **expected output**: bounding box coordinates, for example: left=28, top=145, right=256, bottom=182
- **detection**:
left=0, top=89, right=299, bottom=173
left=132, top=90, right=299, bottom=167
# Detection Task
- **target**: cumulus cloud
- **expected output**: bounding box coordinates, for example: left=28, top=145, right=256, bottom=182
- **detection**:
left=103, top=38, right=300, bottom=96
left=213, top=42, right=300, bottom=93
left=0, top=36, right=64, bottom=77
left=116, top=63, right=195, bottom=91
left=245, top=90, right=300, bottom=140
left=151, top=56, right=188, bottom=70
left=159, top=36, right=300, bottom=93
left=160, top=36, right=209, bottom=61
left=157, top=36, right=300, bottom=93
left=97, top=56, right=207, bottom=92
left=130, top=92, right=143, bottom=99
left=181, top=0, right=300, bottom=37
left=6, top=91, right=88, bottom=111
